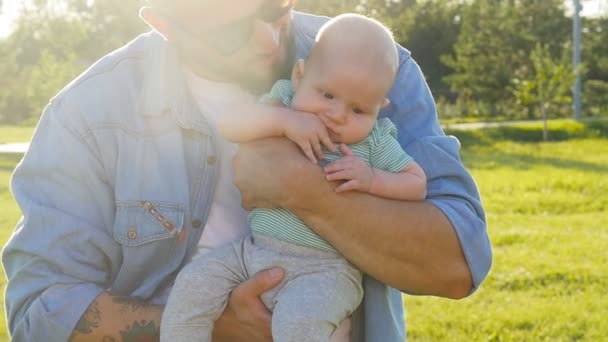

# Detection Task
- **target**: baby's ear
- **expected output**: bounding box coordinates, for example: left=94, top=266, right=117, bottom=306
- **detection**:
left=381, top=98, right=391, bottom=109
left=291, top=59, right=306, bottom=88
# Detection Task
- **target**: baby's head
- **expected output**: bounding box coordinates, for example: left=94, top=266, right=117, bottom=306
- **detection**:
left=291, top=13, right=399, bottom=144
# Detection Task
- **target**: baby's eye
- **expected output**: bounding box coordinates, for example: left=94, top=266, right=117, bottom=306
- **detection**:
left=322, top=92, right=334, bottom=100
left=353, top=108, right=364, bottom=114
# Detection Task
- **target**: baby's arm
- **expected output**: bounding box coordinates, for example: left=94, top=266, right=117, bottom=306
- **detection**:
left=218, top=102, right=288, bottom=143
left=218, top=103, right=335, bottom=163
left=368, top=160, right=427, bottom=200
left=324, top=144, right=427, bottom=201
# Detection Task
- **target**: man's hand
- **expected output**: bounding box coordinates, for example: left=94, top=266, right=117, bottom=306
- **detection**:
left=282, top=111, right=336, bottom=163
left=212, top=267, right=284, bottom=342
left=324, top=144, right=375, bottom=193
left=233, top=138, right=322, bottom=211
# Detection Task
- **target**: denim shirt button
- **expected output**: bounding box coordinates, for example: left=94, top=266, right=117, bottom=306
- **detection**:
left=127, top=228, right=137, bottom=240
left=191, top=219, right=202, bottom=229
left=207, top=155, right=217, bottom=165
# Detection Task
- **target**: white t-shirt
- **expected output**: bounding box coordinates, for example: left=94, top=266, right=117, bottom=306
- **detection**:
left=185, top=70, right=255, bottom=258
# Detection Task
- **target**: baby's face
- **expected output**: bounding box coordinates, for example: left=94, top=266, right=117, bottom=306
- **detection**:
left=290, top=56, right=392, bottom=145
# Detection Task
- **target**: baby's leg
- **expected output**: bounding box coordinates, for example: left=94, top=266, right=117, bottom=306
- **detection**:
left=271, top=263, right=363, bottom=342
left=160, top=238, right=249, bottom=342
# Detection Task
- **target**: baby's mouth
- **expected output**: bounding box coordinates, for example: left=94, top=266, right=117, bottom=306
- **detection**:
left=327, top=128, right=341, bottom=143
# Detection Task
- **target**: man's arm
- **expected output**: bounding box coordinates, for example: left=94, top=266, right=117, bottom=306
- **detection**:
left=70, top=270, right=282, bottom=342
left=235, top=140, right=472, bottom=298
left=233, top=52, right=491, bottom=298
left=69, top=293, right=163, bottom=341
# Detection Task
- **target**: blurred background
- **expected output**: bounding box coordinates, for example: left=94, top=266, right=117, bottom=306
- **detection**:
left=0, top=0, right=606, bottom=124
left=0, top=0, right=606, bottom=341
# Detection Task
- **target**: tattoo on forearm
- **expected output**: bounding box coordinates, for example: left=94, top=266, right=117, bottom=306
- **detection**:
left=73, top=300, right=101, bottom=334
left=112, top=295, right=147, bottom=313
left=120, top=320, right=159, bottom=342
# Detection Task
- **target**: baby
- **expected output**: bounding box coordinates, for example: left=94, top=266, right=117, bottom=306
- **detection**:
left=161, top=14, right=427, bottom=342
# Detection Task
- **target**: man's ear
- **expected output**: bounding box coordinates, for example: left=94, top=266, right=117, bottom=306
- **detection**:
left=139, top=6, right=171, bottom=40
left=291, top=59, right=306, bottom=89
left=381, top=98, right=391, bottom=109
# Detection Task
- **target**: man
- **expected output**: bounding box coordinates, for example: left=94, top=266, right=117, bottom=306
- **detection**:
left=2, top=0, right=492, bottom=341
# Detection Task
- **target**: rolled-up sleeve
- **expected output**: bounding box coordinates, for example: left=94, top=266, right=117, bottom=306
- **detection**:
left=2, top=98, right=119, bottom=341
left=383, top=48, right=492, bottom=292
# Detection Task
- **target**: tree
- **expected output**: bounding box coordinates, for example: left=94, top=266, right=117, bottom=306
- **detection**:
left=388, top=0, right=463, bottom=98
left=582, top=16, right=608, bottom=116
left=512, top=44, right=574, bottom=140
left=442, top=0, right=571, bottom=118
left=0, top=0, right=145, bottom=124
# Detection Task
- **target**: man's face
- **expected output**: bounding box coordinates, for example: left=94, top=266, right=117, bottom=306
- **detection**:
left=162, top=0, right=295, bottom=93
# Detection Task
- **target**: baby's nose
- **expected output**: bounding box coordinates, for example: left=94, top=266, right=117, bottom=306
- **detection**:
left=326, top=104, right=347, bottom=124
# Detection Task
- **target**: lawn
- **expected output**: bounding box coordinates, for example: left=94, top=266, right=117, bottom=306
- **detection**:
left=405, top=121, right=608, bottom=341
left=0, top=120, right=606, bottom=341
left=0, top=125, right=35, bottom=144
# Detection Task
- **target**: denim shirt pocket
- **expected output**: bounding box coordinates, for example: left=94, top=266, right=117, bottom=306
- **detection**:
left=113, top=200, right=185, bottom=246
left=111, top=200, right=187, bottom=297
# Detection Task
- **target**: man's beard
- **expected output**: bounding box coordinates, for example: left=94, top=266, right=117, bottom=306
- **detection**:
left=180, top=22, right=296, bottom=94
left=222, top=26, right=296, bottom=94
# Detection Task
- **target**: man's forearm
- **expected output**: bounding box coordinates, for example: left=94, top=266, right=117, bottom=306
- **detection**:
left=69, top=292, right=163, bottom=342
left=286, top=167, right=472, bottom=298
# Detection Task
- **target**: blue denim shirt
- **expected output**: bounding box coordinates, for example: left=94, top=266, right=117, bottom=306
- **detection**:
left=2, top=12, right=491, bottom=342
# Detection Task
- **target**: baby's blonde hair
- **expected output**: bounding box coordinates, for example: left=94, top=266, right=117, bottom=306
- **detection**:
left=311, top=13, right=399, bottom=79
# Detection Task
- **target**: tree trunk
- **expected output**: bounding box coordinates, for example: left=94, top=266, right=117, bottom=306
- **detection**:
left=542, top=103, right=548, bottom=141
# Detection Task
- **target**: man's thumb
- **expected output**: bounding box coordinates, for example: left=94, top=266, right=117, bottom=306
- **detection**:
left=243, top=267, right=285, bottom=296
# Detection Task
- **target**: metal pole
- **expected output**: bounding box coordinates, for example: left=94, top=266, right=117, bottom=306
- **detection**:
left=573, top=0, right=582, bottom=120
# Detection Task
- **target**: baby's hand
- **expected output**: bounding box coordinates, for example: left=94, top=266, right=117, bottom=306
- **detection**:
left=283, top=111, right=336, bottom=163
left=323, top=144, right=374, bottom=193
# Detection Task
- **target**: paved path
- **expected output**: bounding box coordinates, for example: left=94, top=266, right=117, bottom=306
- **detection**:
left=0, top=118, right=605, bottom=154
left=0, top=142, right=29, bottom=154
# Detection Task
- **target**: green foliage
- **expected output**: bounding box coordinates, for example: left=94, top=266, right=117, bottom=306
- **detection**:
left=0, top=0, right=607, bottom=124
left=584, top=80, right=608, bottom=117
left=443, top=0, right=572, bottom=119
left=389, top=1, right=463, bottom=98
left=511, top=44, right=575, bottom=139
left=0, top=0, right=145, bottom=124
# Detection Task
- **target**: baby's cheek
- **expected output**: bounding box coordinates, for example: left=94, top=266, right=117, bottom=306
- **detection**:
left=291, top=94, right=319, bottom=113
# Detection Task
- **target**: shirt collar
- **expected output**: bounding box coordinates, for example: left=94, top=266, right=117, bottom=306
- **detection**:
left=138, top=32, right=212, bottom=135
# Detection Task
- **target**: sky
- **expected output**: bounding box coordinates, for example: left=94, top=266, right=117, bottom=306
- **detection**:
left=0, top=0, right=606, bottom=37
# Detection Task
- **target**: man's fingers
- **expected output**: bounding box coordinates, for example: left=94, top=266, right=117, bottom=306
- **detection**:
left=335, top=180, right=359, bottom=192
left=323, top=158, right=353, bottom=173
left=233, top=267, right=285, bottom=301
left=325, top=170, right=353, bottom=182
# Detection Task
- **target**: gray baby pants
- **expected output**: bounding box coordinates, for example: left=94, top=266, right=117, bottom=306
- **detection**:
left=161, top=233, right=363, bottom=342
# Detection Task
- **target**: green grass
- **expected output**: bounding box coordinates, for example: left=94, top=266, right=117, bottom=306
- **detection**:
left=405, top=121, right=608, bottom=341
left=0, top=154, right=21, bottom=341
left=0, top=125, right=35, bottom=144
left=0, top=121, right=607, bottom=341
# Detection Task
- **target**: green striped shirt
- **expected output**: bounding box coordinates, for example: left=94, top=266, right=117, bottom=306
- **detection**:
left=250, top=80, right=414, bottom=253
